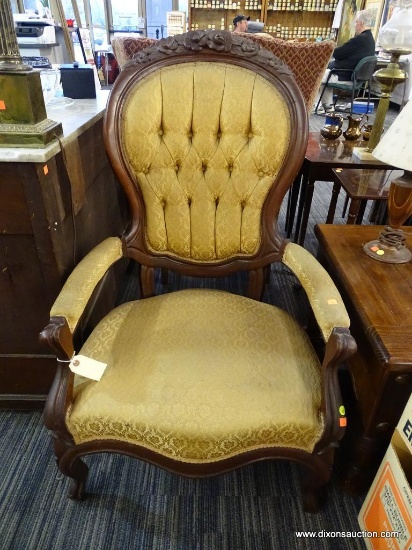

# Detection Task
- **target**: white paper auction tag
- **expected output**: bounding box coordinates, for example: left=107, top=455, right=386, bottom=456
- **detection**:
left=69, top=354, right=107, bottom=381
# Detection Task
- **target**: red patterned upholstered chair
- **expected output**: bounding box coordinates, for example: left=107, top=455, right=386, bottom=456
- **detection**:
left=111, top=36, right=158, bottom=70
left=237, top=34, right=335, bottom=110
left=111, top=33, right=334, bottom=111
left=40, top=31, right=356, bottom=513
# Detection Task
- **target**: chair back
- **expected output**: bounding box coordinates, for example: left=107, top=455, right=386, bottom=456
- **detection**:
left=104, top=31, right=307, bottom=279
left=353, top=56, right=377, bottom=82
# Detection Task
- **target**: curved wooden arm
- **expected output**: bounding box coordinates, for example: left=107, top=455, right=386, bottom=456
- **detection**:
left=282, top=242, right=350, bottom=342
left=40, top=237, right=124, bottom=454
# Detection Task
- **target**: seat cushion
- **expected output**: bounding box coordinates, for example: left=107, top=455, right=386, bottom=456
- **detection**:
left=67, top=289, right=323, bottom=462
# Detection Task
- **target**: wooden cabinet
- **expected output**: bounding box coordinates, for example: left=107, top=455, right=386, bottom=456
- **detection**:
left=189, top=0, right=338, bottom=40
left=0, top=103, right=128, bottom=410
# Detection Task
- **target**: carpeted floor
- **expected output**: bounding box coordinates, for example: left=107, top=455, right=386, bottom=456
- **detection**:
left=0, top=409, right=366, bottom=550
left=2, top=109, right=402, bottom=550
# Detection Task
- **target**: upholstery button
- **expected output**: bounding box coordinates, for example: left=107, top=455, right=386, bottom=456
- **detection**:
left=202, top=164, right=207, bottom=172
left=248, top=132, right=253, bottom=139
left=143, top=167, right=149, bottom=174
left=217, top=132, right=222, bottom=138
left=158, top=129, right=163, bottom=136
left=174, top=165, right=179, bottom=172
left=228, top=165, right=233, bottom=172
left=258, top=171, right=264, bottom=177
left=188, top=132, right=193, bottom=138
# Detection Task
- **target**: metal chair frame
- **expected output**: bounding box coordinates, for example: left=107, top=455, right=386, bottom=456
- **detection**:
left=315, top=55, right=378, bottom=115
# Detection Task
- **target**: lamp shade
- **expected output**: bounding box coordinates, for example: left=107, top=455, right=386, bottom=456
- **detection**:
left=379, top=5, right=412, bottom=53
left=372, top=98, right=412, bottom=171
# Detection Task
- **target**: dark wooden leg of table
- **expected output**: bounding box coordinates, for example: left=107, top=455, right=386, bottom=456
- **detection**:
left=347, top=198, right=361, bottom=224
left=285, top=172, right=302, bottom=237
left=326, top=180, right=341, bottom=224
left=295, top=173, right=314, bottom=246
left=355, top=200, right=368, bottom=224
left=291, top=162, right=309, bottom=243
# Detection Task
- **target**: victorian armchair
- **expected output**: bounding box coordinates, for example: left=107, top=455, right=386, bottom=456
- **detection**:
left=40, top=31, right=356, bottom=513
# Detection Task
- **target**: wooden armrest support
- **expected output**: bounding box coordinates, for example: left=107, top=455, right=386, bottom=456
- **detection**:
left=315, top=327, right=357, bottom=452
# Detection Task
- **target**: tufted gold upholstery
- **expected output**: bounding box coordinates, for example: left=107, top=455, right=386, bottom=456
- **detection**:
left=121, top=62, right=290, bottom=260
left=41, top=31, right=356, bottom=513
left=110, top=34, right=334, bottom=110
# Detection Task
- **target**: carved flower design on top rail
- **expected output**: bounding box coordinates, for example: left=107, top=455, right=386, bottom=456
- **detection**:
left=157, top=36, right=180, bottom=54
left=130, top=30, right=292, bottom=77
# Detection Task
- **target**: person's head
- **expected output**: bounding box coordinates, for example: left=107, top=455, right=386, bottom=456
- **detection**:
left=354, top=10, right=372, bottom=35
left=233, top=15, right=250, bottom=32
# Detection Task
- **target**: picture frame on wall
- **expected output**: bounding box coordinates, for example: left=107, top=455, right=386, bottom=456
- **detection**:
left=365, top=0, right=385, bottom=39
left=337, top=0, right=365, bottom=46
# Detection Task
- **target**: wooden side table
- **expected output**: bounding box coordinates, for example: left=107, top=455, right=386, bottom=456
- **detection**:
left=315, top=224, right=412, bottom=495
left=285, top=133, right=393, bottom=245
left=327, top=168, right=404, bottom=225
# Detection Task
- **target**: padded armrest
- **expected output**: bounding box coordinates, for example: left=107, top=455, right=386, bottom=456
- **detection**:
left=282, top=242, right=350, bottom=342
left=50, top=237, right=124, bottom=333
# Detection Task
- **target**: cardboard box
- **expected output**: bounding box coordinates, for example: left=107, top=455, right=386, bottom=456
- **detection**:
left=397, top=393, right=412, bottom=454
left=358, top=409, right=412, bottom=549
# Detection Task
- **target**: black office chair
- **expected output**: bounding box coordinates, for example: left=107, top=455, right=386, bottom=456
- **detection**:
left=315, top=55, right=378, bottom=115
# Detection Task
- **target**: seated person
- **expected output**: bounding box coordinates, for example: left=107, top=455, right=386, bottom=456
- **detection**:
left=316, top=10, right=375, bottom=113
left=232, top=14, right=250, bottom=33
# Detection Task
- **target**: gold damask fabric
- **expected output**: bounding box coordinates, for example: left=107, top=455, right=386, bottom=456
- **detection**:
left=121, top=62, right=290, bottom=261
left=51, top=237, right=123, bottom=333
left=282, top=243, right=350, bottom=341
left=67, top=289, right=324, bottom=462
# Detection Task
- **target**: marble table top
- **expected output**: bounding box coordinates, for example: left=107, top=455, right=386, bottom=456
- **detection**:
left=0, top=89, right=110, bottom=163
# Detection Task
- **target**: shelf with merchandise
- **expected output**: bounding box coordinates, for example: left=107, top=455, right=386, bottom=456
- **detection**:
left=189, top=0, right=336, bottom=35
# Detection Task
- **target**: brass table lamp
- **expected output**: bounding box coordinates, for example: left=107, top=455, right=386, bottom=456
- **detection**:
left=364, top=97, right=412, bottom=263
left=353, top=0, right=412, bottom=159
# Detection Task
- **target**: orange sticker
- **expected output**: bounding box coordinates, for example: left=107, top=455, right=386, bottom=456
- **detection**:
left=43, top=165, right=49, bottom=175
left=339, top=417, right=347, bottom=427
left=370, top=246, right=379, bottom=252
left=0, top=100, right=5, bottom=110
